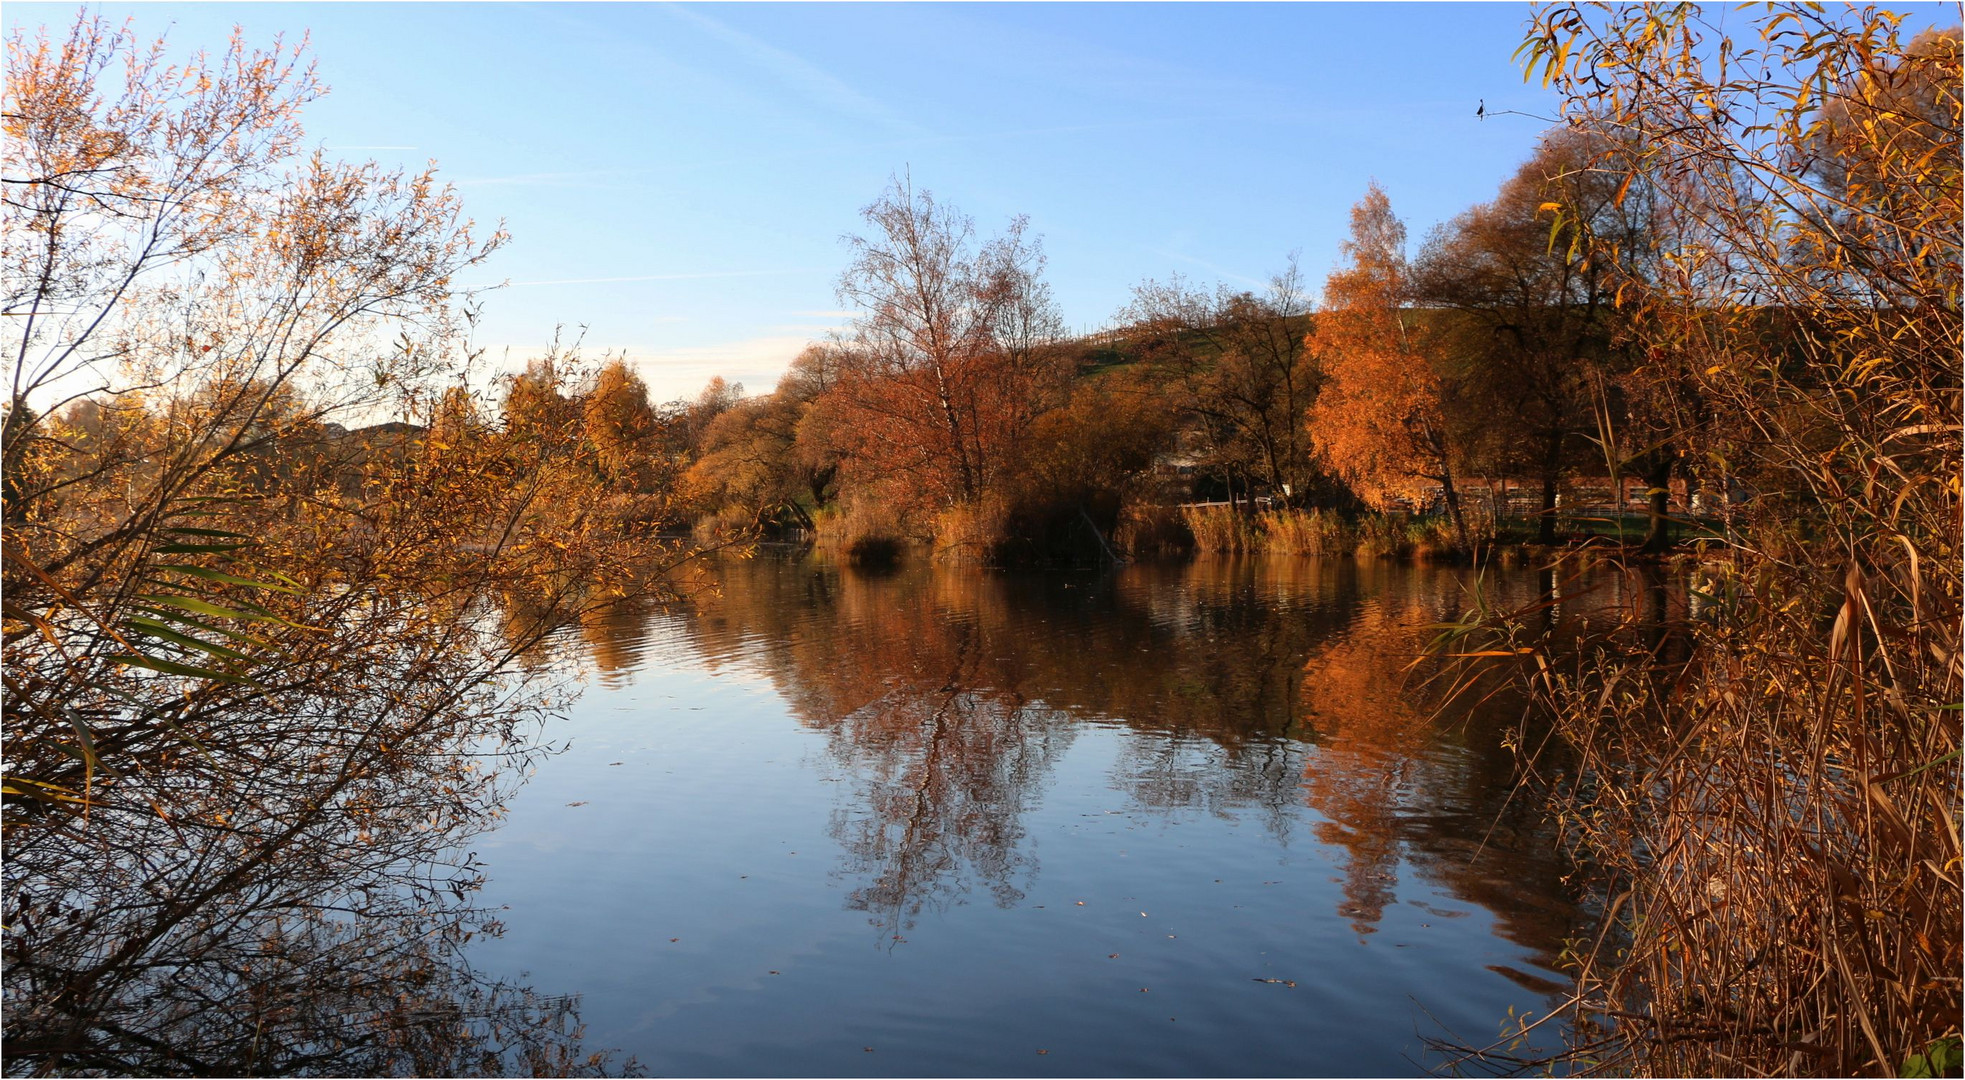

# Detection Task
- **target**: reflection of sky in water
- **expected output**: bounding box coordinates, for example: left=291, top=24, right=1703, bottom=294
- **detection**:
left=470, top=554, right=1592, bottom=1076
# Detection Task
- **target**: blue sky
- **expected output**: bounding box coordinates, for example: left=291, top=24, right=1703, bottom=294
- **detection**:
left=13, top=2, right=1928, bottom=402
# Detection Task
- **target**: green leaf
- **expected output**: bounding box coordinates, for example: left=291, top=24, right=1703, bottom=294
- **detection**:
left=106, top=652, right=253, bottom=684
left=151, top=563, right=300, bottom=594
left=1900, top=1036, right=1961, bottom=1077
left=1887, top=748, right=1963, bottom=783
left=59, top=708, right=124, bottom=778
left=127, top=612, right=275, bottom=650
left=127, top=620, right=253, bottom=662
left=1, top=777, right=96, bottom=806
left=132, top=594, right=283, bottom=623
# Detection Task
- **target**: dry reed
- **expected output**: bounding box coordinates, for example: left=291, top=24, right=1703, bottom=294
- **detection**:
left=1258, top=508, right=1355, bottom=556
left=1435, top=9, right=1964, bottom=1076
left=813, top=501, right=909, bottom=566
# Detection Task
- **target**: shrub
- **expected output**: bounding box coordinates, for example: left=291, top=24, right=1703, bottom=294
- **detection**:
left=1403, top=517, right=1462, bottom=562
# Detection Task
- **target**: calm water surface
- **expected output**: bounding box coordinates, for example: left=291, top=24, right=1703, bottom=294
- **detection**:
left=467, top=554, right=1585, bottom=1076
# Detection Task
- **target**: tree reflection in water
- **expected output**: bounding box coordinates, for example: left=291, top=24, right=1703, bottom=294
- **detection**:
left=678, top=553, right=1588, bottom=969
left=4, top=602, right=637, bottom=1077
left=696, top=565, right=1076, bottom=935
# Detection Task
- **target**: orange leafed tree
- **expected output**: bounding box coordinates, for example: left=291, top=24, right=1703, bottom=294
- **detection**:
left=581, top=358, right=662, bottom=491
left=1309, top=183, right=1468, bottom=544
left=827, top=176, right=1068, bottom=519
left=2, top=14, right=671, bottom=1073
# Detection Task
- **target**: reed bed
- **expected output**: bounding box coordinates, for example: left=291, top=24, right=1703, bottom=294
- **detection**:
left=1257, top=507, right=1355, bottom=557
left=1177, top=504, right=1465, bottom=560
left=813, top=501, right=910, bottom=566
left=1437, top=10, right=1963, bottom=1073
left=1114, top=502, right=1196, bottom=558
left=1179, top=504, right=1264, bottom=554
left=1446, top=551, right=1962, bottom=1077
left=1351, top=513, right=1411, bottom=559
left=930, top=501, right=1010, bottom=564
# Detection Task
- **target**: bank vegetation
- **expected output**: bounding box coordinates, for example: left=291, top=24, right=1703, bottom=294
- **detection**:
left=3, top=2, right=1957, bottom=1077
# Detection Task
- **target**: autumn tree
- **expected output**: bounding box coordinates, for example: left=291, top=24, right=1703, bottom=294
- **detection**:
left=828, top=176, right=1069, bottom=517
left=581, top=358, right=661, bottom=491
left=501, top=356, right=578, bottom=442
left=1, top=16, right=680, bottom=1069
left=1412, top=128, right=1647, bottom=544
left=1309, top=183, right=1470, bottom=545
left=1121, top=259, right=1325, bottom=509
left=428, top=384, right=487, bottom=448
left=685, top=345, right=846, bottom=534
left=661, top=374, right=744, bottom=462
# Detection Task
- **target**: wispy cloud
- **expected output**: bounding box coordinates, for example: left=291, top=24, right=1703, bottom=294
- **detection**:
left=451, top=169, right=637, bottom=189
left=658, top=4, right=926, bottom=138
left=504, top=269, right=822, bottom=288
left=1151, top=249, right=1267, bottom=289
left=788, top=309, right=856, bottom=319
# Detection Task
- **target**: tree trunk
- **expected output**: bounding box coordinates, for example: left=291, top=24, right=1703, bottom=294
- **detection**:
left=1537, top=431, right=1563, bottom=545
left=1536, top=474, right=1559, bottom=546
left=1641, top=452, right=1675, bottom=555
left=783, top=499, right=816, bottom=531
left=1441, top=470, right=1469, bottom=552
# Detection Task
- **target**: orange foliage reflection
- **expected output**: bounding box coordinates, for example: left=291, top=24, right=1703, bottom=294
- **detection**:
left=635, top=554, right=1582, bottom=963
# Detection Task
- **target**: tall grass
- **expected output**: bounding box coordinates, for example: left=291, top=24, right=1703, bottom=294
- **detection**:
left=1176, top=505, right=1463, bottom=560
left=1450, top=553, right=1962, bottom=1077
left=1180, top=505, right=1263, bottom=554
left=1351, top=513, right=1411, bottom=559
left=1114, top=502, right=1195, bottom=558
left=813, top=501, right=909, bottom=566
left=1445, top=10, right=1965, bottom=1075
left=930, top=501, right=1009, bottom=564
left=1257, top=507, right=1355, bottom=556
left=691, top=503, right=759, bottom=547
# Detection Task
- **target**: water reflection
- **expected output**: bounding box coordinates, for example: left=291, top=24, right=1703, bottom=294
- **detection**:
left=3, top=613, right=631, bottom=1077
left=657, top=554, right=1583, bottom=968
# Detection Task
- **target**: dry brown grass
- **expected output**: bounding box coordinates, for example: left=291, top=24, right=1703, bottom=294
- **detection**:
left=813, top=501, right=910, bottom=566
left=1258, top=507, right=1355, bottom=556
left=1179, top=504, right=1264, bottom=554
left=1436, top=8, right=1963, bottom=1076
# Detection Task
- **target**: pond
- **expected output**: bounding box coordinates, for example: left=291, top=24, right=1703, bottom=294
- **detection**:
left=464, top=552, right=1589, bottom=1076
